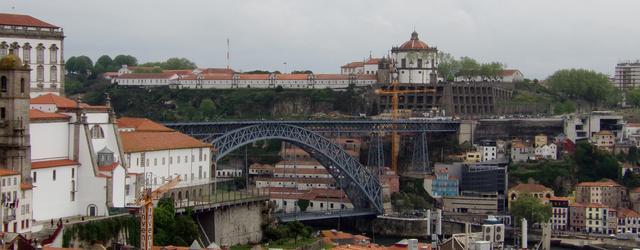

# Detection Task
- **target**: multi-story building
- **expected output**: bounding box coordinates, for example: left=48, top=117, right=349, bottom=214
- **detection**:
left=584, top=203, right=613, bottom=234
left=593, top=130, right=615, bottom=152
left=465, top=151, right=482, bottom=163
left=569, top=203, right=586, bottom=232
left=442, top=191, right=499, bottom=214
left=479, top=140, right=497, bottom=162
left=630, top=187, right=640, bottom=212
left=116, top=117, right=213, bottom=206
left=534, top=143, right=557, bottom=160
left=0, top=55, right=34, bottom=233
left=617, top=208, right=640, bottom=234
left=460, top=163, right=508, bottom=212
left=340, top=57, right=380, bottom=75
left=575, top=180, right=627, bottom=209
left=390, top=31, right=440, bottom=84
left=431, top=168, right=459, bottom=198
left=0, top=13, right=64, bottom=97
left=548, top=197, right=570, bottom=231
left=510, top=140, right=532, bottom=163
left=534, top=134, right=548, bottom=148
left=114, top=71, right=376, bottom=90
left=614, top=60, right=640, bottom=91
left=564, top=111, right=624, bottom=143
left=507, top=183, right=554, bottom=209
left=29, top=93, right=127, bottom=220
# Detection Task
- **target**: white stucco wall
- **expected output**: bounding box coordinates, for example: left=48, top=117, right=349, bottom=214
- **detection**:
left=31, top=166, right=77, bottom=221
left=30, top=122, right=69, bottom=161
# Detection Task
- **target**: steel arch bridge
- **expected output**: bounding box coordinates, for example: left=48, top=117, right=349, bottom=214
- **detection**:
left=208, top=123, right=383, bottom=214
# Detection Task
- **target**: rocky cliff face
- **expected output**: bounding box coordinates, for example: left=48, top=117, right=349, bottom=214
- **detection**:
left=271, top=96, right=333, bottom=117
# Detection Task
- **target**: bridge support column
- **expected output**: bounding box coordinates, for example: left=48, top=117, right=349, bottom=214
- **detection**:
left=367, top=133, right=385, bottom=175
left=411, top=132, right=430, bottom=173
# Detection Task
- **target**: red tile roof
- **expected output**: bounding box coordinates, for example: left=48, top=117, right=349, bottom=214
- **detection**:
left=341, top=62, right=365, bottom=68
left=0, top=168, right=19, bottom=176
left=117, top=73, right=176, bottom=79
left=120, top=131, right=211, bottom=153
left=32, top=159, right=79, bottom=169
left=365, top=58, right=381, bottom=65
left=399, top=32, right=429, bottom=50
left=618, top=208, right=640, bottom=218
left=31, top=94, right=77, bottom=109
left=20, top=182, right=33, bottom=190
left=179, top=73, right=232, bottom=81
left=501, top=69, right=521, bottom=77
left=576, top=179, right=622, bottom=188
left=117, top=117, right=174, bottom=132
left=238, top=74, right=270, bottom=80
left=0, top=13, right=59, bottom=28
left=29, top=109, right=70, bottom=121
left=98, top=162, right=119, bottom=172
left=276, top=74, right=309, bottom=80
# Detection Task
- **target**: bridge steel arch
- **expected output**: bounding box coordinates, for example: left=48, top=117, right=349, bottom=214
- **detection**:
left=209, top=123, right=383, bottom=214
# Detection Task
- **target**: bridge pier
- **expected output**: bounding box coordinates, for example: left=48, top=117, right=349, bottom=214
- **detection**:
left=195, top=201, right=266, bottom=247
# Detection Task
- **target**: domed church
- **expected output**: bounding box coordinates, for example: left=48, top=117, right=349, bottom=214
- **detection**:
left=391, top=31, right=440, bottom=84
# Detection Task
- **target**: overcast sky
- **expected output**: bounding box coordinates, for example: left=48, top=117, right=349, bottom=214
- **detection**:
left=4, top=0, right=640, bottom=79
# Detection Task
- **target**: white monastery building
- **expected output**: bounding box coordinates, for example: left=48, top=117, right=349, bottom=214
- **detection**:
left=0, top=13, right=64, bottom=97
left=29, top=94, right=127, bottom=221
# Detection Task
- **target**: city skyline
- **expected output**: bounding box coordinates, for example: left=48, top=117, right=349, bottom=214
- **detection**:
left=5, top=0, right=640, bottom=79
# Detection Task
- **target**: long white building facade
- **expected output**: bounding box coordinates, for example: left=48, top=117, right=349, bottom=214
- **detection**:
left=0, top=13, right=64, bottom=97
left=112, top=71, right=376, bottom=89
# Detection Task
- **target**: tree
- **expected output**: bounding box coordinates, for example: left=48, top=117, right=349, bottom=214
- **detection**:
left=173, top=215, right=199, bottom=246
left=628, top=146, right=640, bottom=164
left=510, top=195, right=552, bottom=228
left=547, top=69, right=615, bottom=109
left=291, top=70, right=313, bottom=74
left=163, top=57, right=197, bottom=70
left=297, top=199, right=310, bottom=212
left=437, top=53, right=459, bottom=82
left=287, top=221, right=307, bottom=244
left=479, top=62, right=504, bottom=81
left=66, top=56, right=94, bottom=77
left=199, top=99, right=216, bottom=119
left=626, top=88, right=640, bottom=107
left=113, top=54, right=138, bottom=67
left=573, top=141, right=619, bottom=181
left=94, top=55, right=116, bottom=75
left=152, top=198, right=198, bottom=246
left=457, top=57, right=480, bottom=81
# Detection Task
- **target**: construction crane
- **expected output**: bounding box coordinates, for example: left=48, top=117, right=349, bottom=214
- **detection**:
left=375, top=73, right=435, bottom=173
left=137, top=176, right=181, bottom=250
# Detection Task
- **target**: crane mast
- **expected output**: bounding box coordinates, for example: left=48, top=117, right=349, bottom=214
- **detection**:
left=137, top=176, right=181, bottom=250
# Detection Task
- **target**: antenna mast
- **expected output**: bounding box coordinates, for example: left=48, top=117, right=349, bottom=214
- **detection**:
left=226, top=38, right=230, bottom=69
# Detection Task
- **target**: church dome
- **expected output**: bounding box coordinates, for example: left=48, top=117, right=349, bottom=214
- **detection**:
left=399, top=31, right=429, bottom=50
left=0, top=54, right=26, bottom=70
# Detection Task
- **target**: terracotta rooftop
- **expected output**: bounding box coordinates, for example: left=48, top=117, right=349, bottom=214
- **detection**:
left=0, top=13, right=59, bottom=28
left=510, top=183, right=552, bottom=193
left=501, top=69, right=522, bottom=77
left=120, top=131, right=211, bottom=153
left=0, top=168, right=19, bottom=176
left=618, top=208, right=640, bottom=218
left=31, top=94, right=77, bottom=109
left=98, top=162, right=119, bottom=172
left=399, top=31, right=429, bottom=50
left=32, top=159, right=79, bottom=169
left=341, top=62, right=365, bottom=68
left=117, top=73, right=176, bottom=79
left=117, top=117, right=174, bottom=132
left=576, top=179, right=622, bottom=188
left=20, top=182, right=33, bottom=190
left=29, top=109, right=70, bottom=121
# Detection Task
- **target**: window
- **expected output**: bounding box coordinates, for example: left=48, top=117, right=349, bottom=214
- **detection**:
left=20, top=78, right=25, bottom=93
left=90, top=125, right=104, bottom=139
left=33, top=172, right=37, bottom=183
left=154, top=158, right=157, bottom=166
left=1, top=76, right=6, bottom=92
left=53, top=170, right=56, bottom=181
left=417, top=59, right=423, bottom=68
left=22, top=43, right=31, bottom=63
left=36, top=65, right=44, bottom=82
left=72, top=168, right=75, bottom=178
left=71, top=180, right=75, bottom=201
left=49, top=45, right=58, bottom=64
left=0, top=107, right=4, bottom=119
left=36, top=44, right=44, bottom=64
left=0, top=42, right=7, bottom=56
left=50, top=66, right=57, bottom=82
left=401, top=58, right=406, bottom=68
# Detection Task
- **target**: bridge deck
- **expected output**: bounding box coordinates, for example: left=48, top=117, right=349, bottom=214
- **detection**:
left=276, top=209, right=377, bottom=222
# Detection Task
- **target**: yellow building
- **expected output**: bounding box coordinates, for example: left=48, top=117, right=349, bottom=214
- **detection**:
left=534, top=134, right=548, bottom=148
left=465, top=151, right=482, bottom=163
left=593, top=130, right=615, bottom=152
left=508, top=183, right=554, bottom=209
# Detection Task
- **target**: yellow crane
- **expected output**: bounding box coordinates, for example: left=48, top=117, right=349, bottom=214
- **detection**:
left=137, top=176, right=181, bottom=250
left=375, top=77, right=435, bottom=173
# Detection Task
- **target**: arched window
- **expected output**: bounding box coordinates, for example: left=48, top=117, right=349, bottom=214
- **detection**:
left=22, top=43, right=31, bottom=63
left=20, top=78, right=24, bottom=94
left=36, top=44, right=45, bottom=64
left=49, top=45, right=58, bottom=64
left=9, top=42, right=19, bottom=56
left=50, top=66, right=57, bottom=82
left=36, top=66, right=44, bottom=82
left=87, top=204, right=97, bottom=216
left=1, top=76, right=7, bottom=93
left=90, top=125, right=105, bottom=139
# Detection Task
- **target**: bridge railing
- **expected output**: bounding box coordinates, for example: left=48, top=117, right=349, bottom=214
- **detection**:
left=275, top=208, right=376, bottom=221
left=172, top=187, right=270, bottom=209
